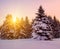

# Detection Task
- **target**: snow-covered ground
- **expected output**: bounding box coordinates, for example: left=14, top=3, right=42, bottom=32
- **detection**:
left=0, top=39, right=60, bottom=49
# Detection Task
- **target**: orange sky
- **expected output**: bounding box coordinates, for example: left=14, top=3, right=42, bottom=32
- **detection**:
left=0, top=0, right=60, bottom=25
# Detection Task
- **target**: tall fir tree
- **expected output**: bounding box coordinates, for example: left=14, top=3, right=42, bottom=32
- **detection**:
left=20, top=16, right=32, bottom=38
left=0, top=14, right=14, bottom=39
left=24, top=16, right=32, bottom=38
left=32, top=6, right=53, bottom=40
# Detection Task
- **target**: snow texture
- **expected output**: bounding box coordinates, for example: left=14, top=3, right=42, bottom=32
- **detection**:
left=0, top=39, right=60, bottom=49
left=32, top=16, right=53, bottom=40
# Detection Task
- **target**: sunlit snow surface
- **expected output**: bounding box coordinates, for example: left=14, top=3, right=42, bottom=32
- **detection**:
left=0, top=39, right=60, bottom=49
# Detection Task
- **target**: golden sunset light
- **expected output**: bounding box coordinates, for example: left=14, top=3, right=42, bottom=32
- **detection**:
left=12, top=16, right=17, bottom=23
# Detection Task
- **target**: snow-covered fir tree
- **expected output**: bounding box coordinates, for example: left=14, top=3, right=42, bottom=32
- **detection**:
left=32, top=6, right=53, bottom=40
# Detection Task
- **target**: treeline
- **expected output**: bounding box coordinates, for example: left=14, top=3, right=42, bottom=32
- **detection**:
left=0, top=15, right=32, bottom=39
left=0, top=5, right=60, bottom=40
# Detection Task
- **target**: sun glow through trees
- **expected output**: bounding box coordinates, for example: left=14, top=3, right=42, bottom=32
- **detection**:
left=12, top=16, right=17, bottom=23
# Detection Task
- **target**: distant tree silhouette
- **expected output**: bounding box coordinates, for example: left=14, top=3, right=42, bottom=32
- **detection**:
left=52, top=16, right=60, bottom=38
